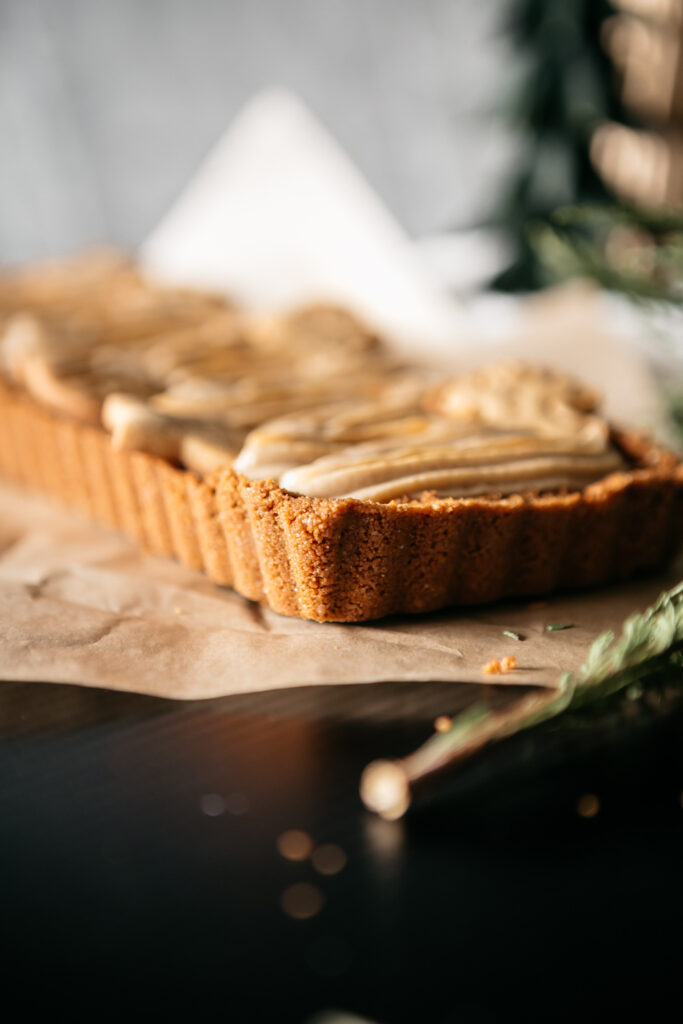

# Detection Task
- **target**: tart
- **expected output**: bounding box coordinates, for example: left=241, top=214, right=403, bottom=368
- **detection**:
left=1, top=253, right=681, bottom=622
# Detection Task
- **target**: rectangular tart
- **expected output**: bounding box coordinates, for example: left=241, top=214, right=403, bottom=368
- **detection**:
left=0, top=255, right=682, bottom=622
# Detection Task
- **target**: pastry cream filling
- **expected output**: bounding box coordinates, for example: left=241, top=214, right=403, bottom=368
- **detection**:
left=237, top=366, right=625, bottom=501
left=279, top=436, right=623, bottom=500
left=0, top=269, right=625, bottom=502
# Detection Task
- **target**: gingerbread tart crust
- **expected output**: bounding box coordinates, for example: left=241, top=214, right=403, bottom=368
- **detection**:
left=1, top=376, right=682, bottom=622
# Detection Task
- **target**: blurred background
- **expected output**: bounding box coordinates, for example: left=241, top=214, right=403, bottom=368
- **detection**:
left=0, top=0, right=518, bottom=261
left=1, top=0, right=682, bottom=305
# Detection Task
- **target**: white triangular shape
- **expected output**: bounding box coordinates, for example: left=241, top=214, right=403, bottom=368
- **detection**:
left=141, top=89, right=466, bottom=357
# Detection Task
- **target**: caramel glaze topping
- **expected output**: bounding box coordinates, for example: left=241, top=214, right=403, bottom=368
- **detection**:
left=237, top=365, right=624, bottom=501
left=0, top=254, right=625, bottom=501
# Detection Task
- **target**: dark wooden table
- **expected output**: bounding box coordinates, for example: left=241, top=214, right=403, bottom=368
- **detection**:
left=1, top=677, right=681, bottom=1022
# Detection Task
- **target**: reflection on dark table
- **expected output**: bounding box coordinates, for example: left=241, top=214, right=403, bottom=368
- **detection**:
left=0, top=678, right=681, bottom=1022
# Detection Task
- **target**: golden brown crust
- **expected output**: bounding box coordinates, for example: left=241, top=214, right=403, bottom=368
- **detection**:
left=1, top=377, right=681, bottom=621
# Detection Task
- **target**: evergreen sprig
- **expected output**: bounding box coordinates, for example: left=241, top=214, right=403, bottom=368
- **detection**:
left=405, top=580, right=683, bottom=782
left=562, top=580, right=683, bottom=708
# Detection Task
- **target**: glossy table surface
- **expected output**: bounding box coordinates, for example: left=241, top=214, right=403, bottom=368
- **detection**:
left=1, top=677, right=681, bottom=1022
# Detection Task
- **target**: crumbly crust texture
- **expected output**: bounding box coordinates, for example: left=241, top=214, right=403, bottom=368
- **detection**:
left=1, top=378, right=681, bottom=621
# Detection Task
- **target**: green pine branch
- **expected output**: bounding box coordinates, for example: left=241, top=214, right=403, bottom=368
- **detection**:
left=405, top=579, right=683, bottom=781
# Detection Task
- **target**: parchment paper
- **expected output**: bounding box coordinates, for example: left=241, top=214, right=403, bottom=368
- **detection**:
left=1, top=480, right=678, bottom=700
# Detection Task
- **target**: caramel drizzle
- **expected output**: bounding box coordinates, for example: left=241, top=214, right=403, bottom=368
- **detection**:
left=237, top=366, right=624, bottom=500
left=0, top=257, right=625, bottom=500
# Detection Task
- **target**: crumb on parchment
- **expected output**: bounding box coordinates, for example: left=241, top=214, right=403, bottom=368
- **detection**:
left=483, top=655, right=517, bottom=674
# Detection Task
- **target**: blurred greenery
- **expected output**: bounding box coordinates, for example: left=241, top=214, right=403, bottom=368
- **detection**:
left=493, top=0, right=631, bottom=290
left=531, top=201, right=683, bottom=443
left=532, top=202, right=683, bottom=302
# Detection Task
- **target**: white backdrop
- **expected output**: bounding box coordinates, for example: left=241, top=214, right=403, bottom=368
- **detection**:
left=0, top=0, right=518, bottom=263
